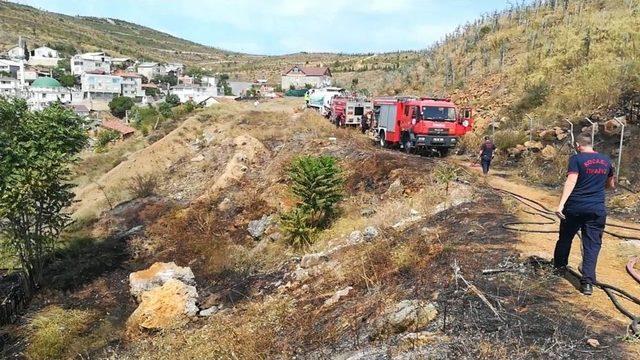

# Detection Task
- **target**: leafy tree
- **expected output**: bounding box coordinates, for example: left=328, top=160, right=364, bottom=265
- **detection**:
left=217, top=74, right=233, bottom=95
left=58, top=74, right=76, bottom=88
left=158, top=101, right=173, bottom=118
left=144, top=86, right=160, bottom=97
left=0, top=71, right=11, bottom=78
left=165, top=93, right=180, bottom=106
left=0, top=99, right=87, bottom=285
left=56, top=58, right=71, bottom=72
left=108, top=96, right=134, bottom=119
left=153, top=74, right=177, bottom=86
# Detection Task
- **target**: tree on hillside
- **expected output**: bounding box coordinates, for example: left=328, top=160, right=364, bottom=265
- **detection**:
left=165, top=93, right=180, bottom=106
left=0, top=99, right=87, bottom=286
left=153, top=74, right=177, bottom=86
left=108, top=96, right=134, bottom=119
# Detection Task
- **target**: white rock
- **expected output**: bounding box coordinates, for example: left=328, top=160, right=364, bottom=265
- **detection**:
left=324, top=286, right=354, bottom=307
left=129, top=262, right=195, bottom=302
left=363, top=226, right=379, bottom=240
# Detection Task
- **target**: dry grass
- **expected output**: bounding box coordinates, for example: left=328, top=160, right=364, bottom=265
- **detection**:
left=25, top=306, right=96, bottom=360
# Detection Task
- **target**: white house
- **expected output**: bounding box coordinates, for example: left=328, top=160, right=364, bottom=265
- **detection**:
left=71, top=52, right=112, bottom=76
left=137, top=62, right=166, bottom=81
left=28, top=46, right=61, bottom=67
left=201, top=76, right=217, bottom=87
left=113, top=70, right=144, bottom=98
left=170, top=84, right=218, bottom=104
left=281, top=65, right=332, bottom=90
left=81, top=73, right=122, bottom=101
left=0, top=59, right=21, bottom=78
left=228, top=81, right=253, bottom=96
left=26, top=77, right=73, bottom=111
left=165, top=63, right=185, bottom=76
left=7, top=46, right=25, bottom=60
left=0, top=77, right=20, bottom=97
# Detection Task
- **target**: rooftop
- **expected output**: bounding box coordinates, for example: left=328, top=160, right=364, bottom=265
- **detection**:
left=113, top=69, right=141, bottom=78
left=31, top=77, right=62, bottom=88
left=101, top=120, right=135, bottom=135
left=283, top=65, right=331, bottom=77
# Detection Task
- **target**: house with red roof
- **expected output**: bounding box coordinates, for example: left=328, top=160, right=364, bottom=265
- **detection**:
left=281, top=65, right=332, bottom=90
left=100, top=119, right=136, bottom=139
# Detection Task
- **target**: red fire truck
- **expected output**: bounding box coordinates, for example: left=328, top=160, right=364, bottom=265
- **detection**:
left=329, top=96, right=373, bottom=126
left=374, top=97, right=473, bottom=156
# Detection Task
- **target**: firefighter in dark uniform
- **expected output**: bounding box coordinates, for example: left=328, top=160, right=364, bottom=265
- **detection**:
left=554, top=134, right=616, bottom=295
left=478, top=136, right=495, bottom=175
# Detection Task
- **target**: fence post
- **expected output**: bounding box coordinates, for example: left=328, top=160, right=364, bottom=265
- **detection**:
left=612, top=118, right=625, bottom=180
left=525, top=114, right=534, bottom=142
left=584, top=117, right=596, bottom=145
left=563, top=119, right=575, bottom=154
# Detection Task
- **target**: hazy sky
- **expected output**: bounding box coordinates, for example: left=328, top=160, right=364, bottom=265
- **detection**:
left=14, top=0, right=511, bottom=55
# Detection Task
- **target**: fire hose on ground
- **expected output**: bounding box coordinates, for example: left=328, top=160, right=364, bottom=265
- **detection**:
left=488, top=185, right=640, bottom=337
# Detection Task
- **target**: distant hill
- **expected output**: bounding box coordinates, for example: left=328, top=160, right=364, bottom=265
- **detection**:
left=0, top=1, right=235, bottom=64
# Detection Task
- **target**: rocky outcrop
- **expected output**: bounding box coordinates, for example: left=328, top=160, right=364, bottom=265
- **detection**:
left=324, top=286, right=354, bottom=307
left=247, top=214, right=274, bottom=239
left=129, top=262, right=195, bottom=302
left=540, top=145, right=558, bottom=161
left=372, top=300, right=438, bottom=338
left=126, top=279, right=199, bottom=335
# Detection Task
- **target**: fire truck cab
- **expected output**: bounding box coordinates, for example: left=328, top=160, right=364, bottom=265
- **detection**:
left=374, top=97, right=473, bottom=156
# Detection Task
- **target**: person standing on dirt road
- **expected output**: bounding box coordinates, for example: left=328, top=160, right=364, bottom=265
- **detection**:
left=478, top=136, right=495, bottom=175
left=554, top=134, right=616, bottom=296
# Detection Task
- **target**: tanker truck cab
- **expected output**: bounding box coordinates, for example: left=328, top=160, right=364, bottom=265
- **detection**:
left=374, top=97, right=474, bottom=156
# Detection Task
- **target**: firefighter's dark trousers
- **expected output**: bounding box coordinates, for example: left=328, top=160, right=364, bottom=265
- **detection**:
left=554, top=211, right=606, bottom=285
left=481, top=159, right=491, bottom=174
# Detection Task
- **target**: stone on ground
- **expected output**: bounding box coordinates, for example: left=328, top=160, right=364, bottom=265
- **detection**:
left=126, top=279, right=199, bottom=335
left=129, top=262, right=195, bottom=302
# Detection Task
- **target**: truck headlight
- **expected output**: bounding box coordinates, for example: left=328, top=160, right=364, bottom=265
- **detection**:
left=462, top=120, right=470, bottom=127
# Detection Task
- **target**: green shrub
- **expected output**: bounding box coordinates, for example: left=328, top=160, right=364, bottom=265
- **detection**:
left=165, top=94, right=180, bottom=106
left=280, top=156, right=344, bottom=249
left=96, top=129, right=120, bottom=148
left=128, top=173, right=158, bottom=198
left=280, top=208, right=315, bottom=249
left=289, top=155, right=343, bottom=228
left=434, top=163, right=460, bottom=194
left=493, top=129, right=527, bottom=150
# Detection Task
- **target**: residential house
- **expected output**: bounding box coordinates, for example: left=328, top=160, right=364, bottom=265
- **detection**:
left=26, top=77, right=73, bottom=111
left=111, top=57, right=133, bottom=68
left=22, top=66, right=38, bottom=84
left=281, top=65, right=332, bottom=90
left=71, top=52, right=112, bottom=76
left=100, top=119, right=136, bottom=139
left=136, top=62, right=166, bottom=81
left=165, top=63, right=185, bottom=76
left=0, top=77, right=20, bottom=97
left=28, top=46, right=61, bottom=67
left=170, top=84, right=218, bottom=104
left=0, top=59, right=21, bottom=78
left=228, top=81, right=252, bottom=96
left=113, top=70, right=144, bottom=98
left=178, top=75, right=194, bottom=85
left=7, top=46, right=25, bottom=60
left=81, top=72, right=122, bottom=101
left=201, top=76, right=217, bottom=87
left=65, top=104, right=90, bottom=118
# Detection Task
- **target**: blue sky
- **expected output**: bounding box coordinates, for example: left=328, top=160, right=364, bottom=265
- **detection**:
left=14, top=0, right=511, bottom=55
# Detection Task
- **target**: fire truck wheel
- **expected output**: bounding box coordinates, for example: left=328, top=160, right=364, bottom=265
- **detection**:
left=439, top=148, right=449, bottom=157
left=403, top=141, right=412, bottom=154
left=378, top=132, right=387, bottom=148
